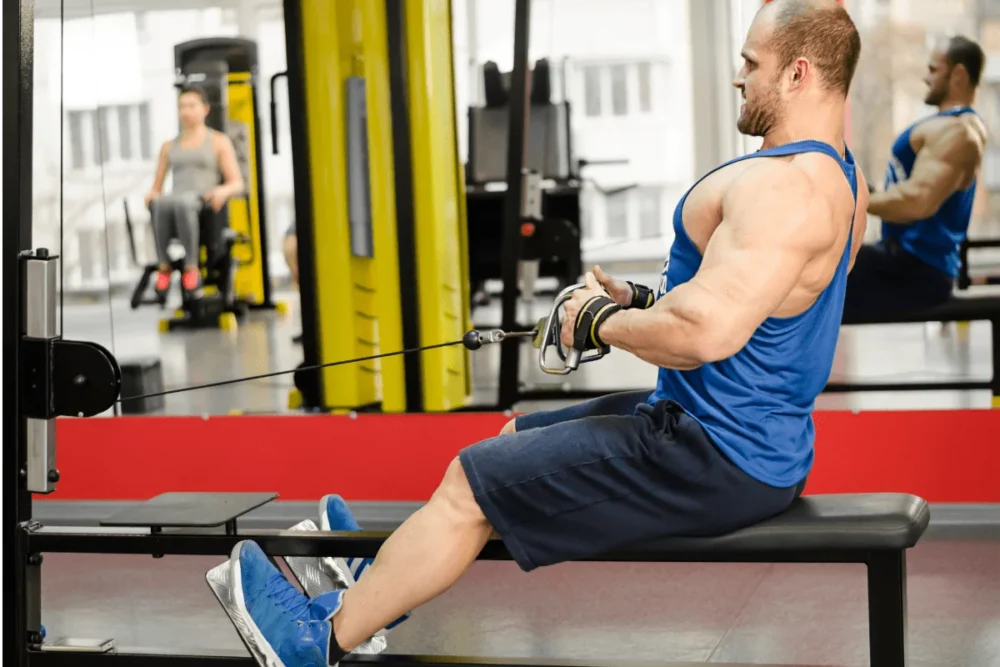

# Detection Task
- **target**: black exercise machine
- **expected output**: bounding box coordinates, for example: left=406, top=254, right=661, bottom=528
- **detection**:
left=465, top=57, right=584, bottom=307
left=957, top=237, right=1000, bottom=290
left=124, top=198, right=249, bottom=331
left=126, top=38, right=279, bottom=332
left=828, top=294, right=1000, bottom=399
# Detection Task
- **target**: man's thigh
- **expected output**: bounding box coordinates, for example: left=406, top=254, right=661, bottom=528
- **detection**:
left=514, top=390, right=653, bottom=431
left=460, top=400, right=799, bottom=572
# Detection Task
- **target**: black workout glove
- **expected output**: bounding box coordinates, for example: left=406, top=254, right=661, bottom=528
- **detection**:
left=573, top=295, right=622, bottom=351
left=625, top=281, right=655, bottom=309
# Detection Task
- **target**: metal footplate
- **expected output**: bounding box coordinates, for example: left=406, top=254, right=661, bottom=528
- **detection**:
left=536, top=282, right=610, bottom=375
left=100, top=492, right=279, bottom=535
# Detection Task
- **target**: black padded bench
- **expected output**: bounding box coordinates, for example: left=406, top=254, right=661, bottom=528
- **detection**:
left=23, top=492, right=929, bottom=667
left=834, top=294, right=1000, bottom=400
left=957, top=238, right=1000, bottom=290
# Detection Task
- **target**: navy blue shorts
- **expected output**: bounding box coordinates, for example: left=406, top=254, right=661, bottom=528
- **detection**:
left=458, top=391, right=806, bottom=572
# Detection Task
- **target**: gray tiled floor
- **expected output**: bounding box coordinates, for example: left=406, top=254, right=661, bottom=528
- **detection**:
left=39, top=539, right=1000, bottom=666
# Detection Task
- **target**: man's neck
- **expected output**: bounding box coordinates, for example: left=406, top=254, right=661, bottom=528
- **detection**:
left=937, top=97, right=973, bottom=113
left=759, top=98, right=846, bottom=154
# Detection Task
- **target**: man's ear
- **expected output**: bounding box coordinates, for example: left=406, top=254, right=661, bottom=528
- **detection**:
left=790, top=57, right=810, bottom=89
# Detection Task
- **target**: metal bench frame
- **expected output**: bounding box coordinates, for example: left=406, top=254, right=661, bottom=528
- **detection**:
left=17, top=519, right=914, bottom=667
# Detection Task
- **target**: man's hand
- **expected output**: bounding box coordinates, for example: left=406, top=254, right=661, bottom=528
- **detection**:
left=144, top=191, right=161, bottom=207
left=204, top=186, right=229, bottom=212
left=560, top=272, right=615, bottom=349
left=592, top=266, right=634, bottom=307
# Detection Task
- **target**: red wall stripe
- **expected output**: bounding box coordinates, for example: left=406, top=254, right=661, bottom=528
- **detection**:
left=38, top=410, right=1000, bottom=503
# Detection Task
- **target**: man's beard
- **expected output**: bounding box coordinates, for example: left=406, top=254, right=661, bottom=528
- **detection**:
left=924, top=86, right=946, bottom=106
left=737, top=90, right=782, bottom=137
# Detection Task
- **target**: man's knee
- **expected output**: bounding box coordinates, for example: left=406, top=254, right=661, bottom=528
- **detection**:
left=499, top=417, right=517, bottom=436
left=431, top=457, right=487, bottom=528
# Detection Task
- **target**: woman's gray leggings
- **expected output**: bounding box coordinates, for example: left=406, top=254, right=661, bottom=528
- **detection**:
left=151, top=192, right=202, bottom=267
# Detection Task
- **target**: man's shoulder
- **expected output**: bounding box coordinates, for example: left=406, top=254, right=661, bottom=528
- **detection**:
left=727, top=159, right=834, bottom=227
left=733, top=154, right=833, bottom=206
left=920, top=113, right=984, bottom=145
left=734, top=157, right=814, bottom=191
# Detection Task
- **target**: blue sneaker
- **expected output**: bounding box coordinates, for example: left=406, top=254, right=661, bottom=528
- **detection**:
left=318, top=494, right=410, bottom=631
left=230, top=540, right=347, bottom=667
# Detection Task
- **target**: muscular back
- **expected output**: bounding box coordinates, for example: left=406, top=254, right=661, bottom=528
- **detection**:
left=679, top=149, right=866, bottom=322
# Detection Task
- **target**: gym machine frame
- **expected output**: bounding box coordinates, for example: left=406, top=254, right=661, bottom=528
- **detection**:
left=9, top=3, right=922, bottom=667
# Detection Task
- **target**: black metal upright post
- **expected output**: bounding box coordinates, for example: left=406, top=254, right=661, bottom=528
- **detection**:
left=281, top=0, right=324, bottom=408
left=497, top=0, right=532, bottom=410
left=5, top=0, right=37, bottom=664
left=385, top=0, right=424, bottom=413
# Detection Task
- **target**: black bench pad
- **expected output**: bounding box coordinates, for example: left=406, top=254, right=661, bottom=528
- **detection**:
left=628, top=493, right=929, bottom=555
left=844, top=295, right=1000, bottom=325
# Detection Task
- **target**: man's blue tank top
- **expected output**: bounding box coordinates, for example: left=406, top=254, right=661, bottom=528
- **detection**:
left=647, top=140, right=857, bottom=488
left=880, top=106, right=978, bottom=277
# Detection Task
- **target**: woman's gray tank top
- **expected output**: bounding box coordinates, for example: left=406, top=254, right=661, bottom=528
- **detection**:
left=170, top=130, right=220, bottom=196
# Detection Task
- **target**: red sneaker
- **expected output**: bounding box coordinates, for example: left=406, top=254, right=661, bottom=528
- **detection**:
left=154, top=271, right=172, bottom=293
left=181, top=269, right=202, bottom=294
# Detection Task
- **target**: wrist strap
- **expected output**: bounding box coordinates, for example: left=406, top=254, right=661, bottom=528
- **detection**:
left=573, top=295, right=621, bottom=350
left=625, top=281, right=655, bottom=309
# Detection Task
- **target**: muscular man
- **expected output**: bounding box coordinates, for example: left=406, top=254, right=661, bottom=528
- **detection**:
left=223, top=2, right=867, bottom=665
left=844, top=35, right=987, bottom=321
left=144, top=87, right=244, bottom=298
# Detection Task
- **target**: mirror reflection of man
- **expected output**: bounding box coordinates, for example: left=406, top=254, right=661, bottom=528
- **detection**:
left=144, top=86, right=244, bottom=299
left=844, top=35, right=987, bottom=320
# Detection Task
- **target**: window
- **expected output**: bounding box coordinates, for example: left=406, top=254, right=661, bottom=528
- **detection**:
left=91, top=111, right=103, bottom=165
left=637, top=62, right=652, bottom=112
left=68, top=111, right=86, bottom=170
left=98, top=106, right=113, bottom=165
left=66, top=102, right=153, bottom=170
left=118, top=105, right=133, bottom=160
left=638, top=187, right=662, bottom=239
left=605, top=192, right=629, bottom=239
left=610, top=65, right=627, bottom=116
left=139, top=102, right=152, bottom=159
left=577, top=60, right=660, bottom=118
left=583, top=66, right=602, bottom=117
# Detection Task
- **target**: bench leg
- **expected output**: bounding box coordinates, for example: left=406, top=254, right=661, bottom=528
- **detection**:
left=867, top=550, right=907, bottom=667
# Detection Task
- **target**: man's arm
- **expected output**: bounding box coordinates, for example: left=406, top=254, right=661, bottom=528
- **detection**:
left=213, top=133, right=245, bottom=198
left=599, top=162, right=834, bottom=369
left=147, top=141, right=171, bottom=198
left=868, top=122, right=978, bottom=223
